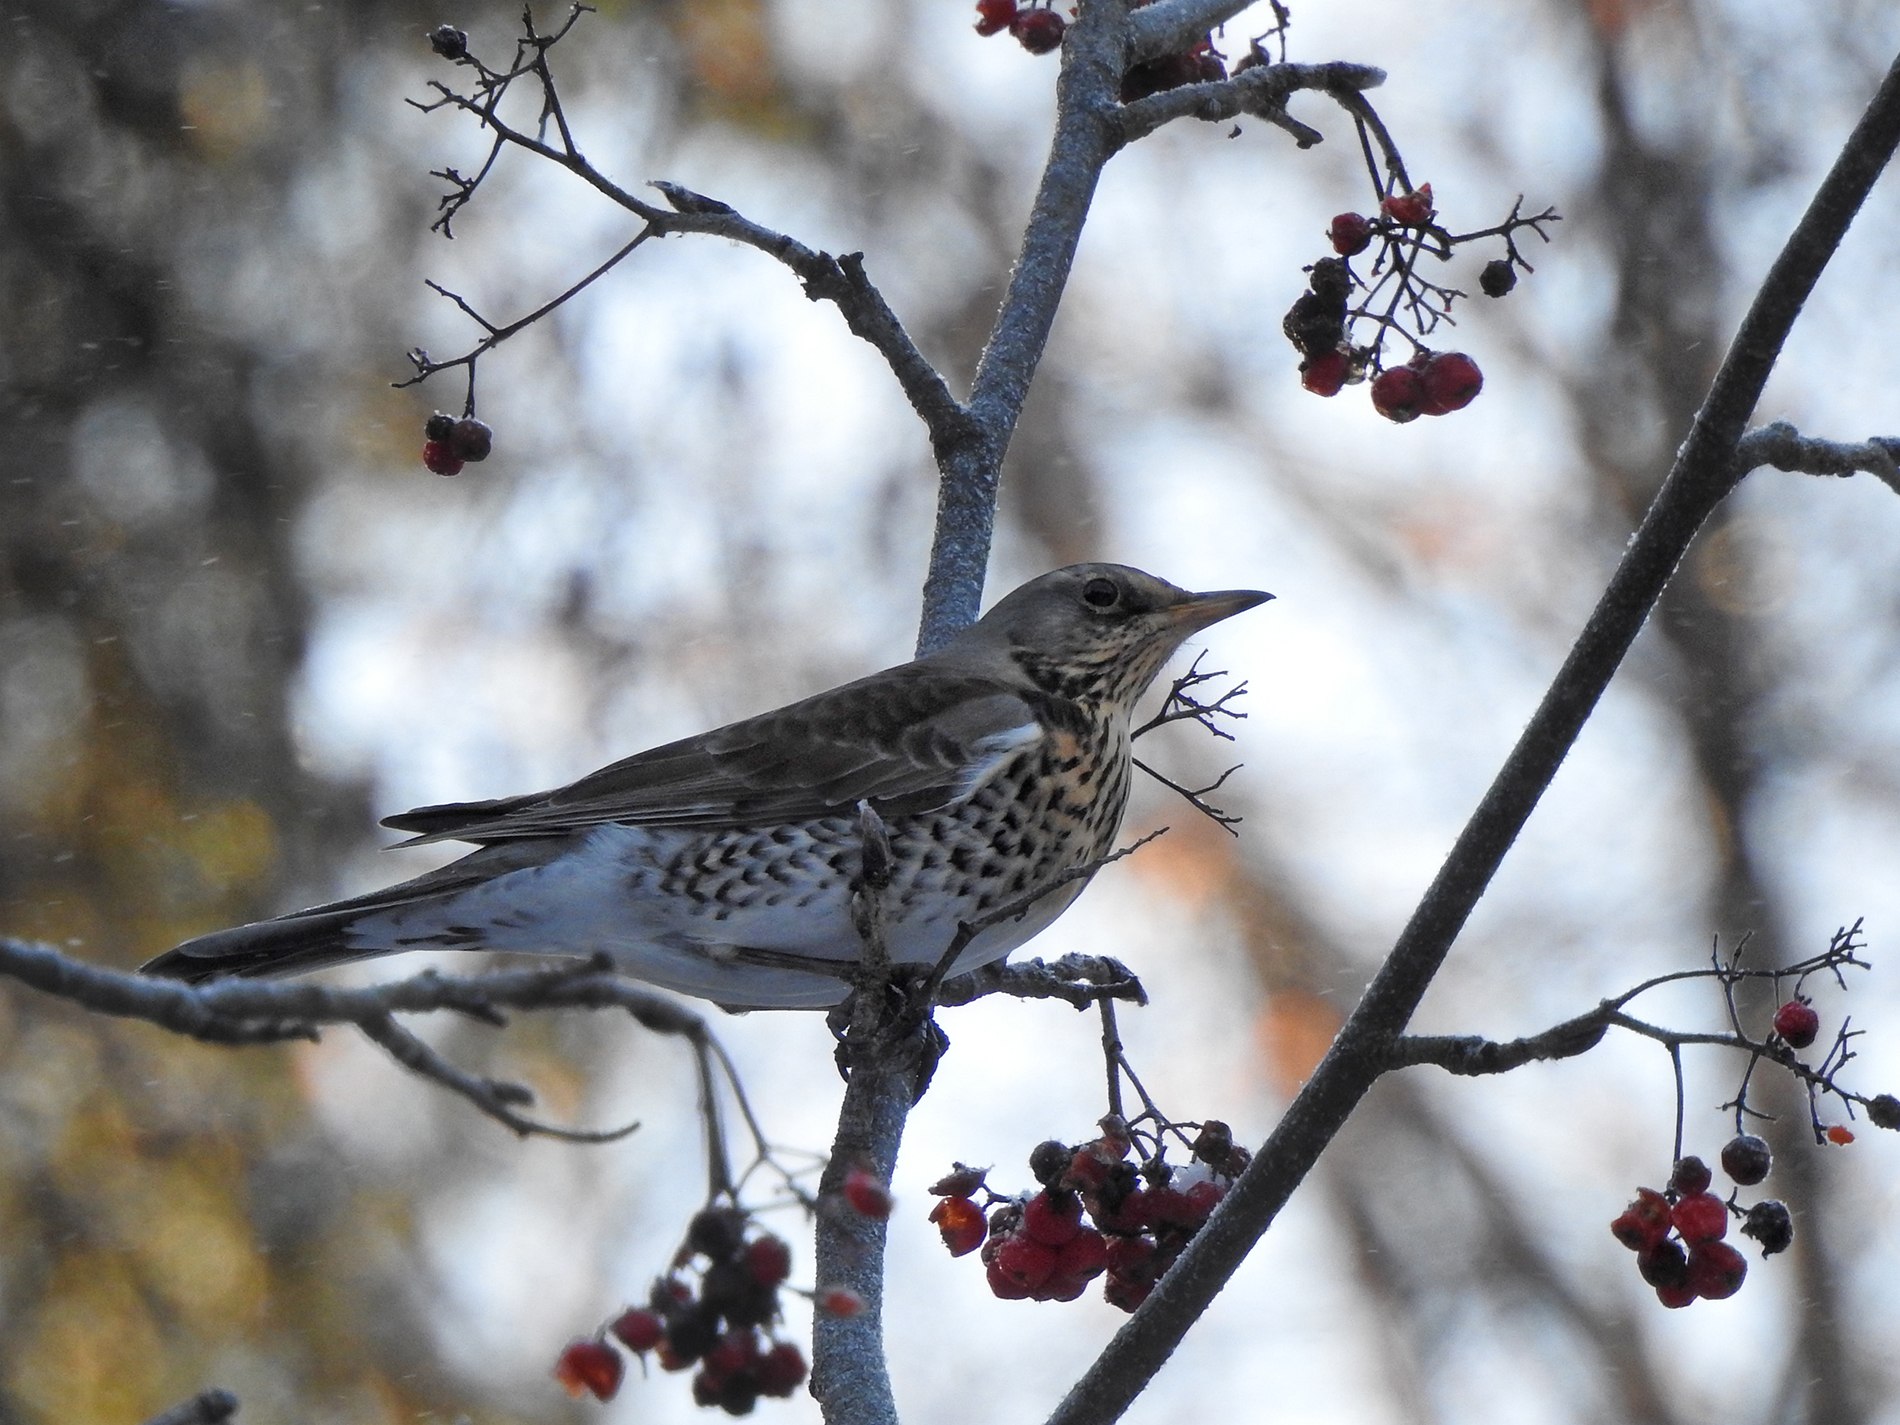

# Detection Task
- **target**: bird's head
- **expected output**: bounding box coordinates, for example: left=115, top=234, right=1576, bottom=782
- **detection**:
left=953, top=563, right=1271, bottom=707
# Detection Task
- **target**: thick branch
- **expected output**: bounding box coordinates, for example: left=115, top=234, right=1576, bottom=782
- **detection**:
left=1126, top=0, right=1260, bottom=64
left=1115, top=61, right=1387, bottom=147
left=918, top=0, right=1135, bottom=650
left=1045, top=46, right=1900, bottom=1425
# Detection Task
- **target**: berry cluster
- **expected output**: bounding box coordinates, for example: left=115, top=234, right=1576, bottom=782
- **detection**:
left=972, top=0, right=1067, bottom=54
left=421, top=411, right=493, bottom=476
left=929, top=1117, right=1249, bottom=1313
left=1610, top=1149, right=1793, bottom=1310
left=555, top=1207, right=807, bottom=1413
left=1287, top=181, right=1557, bottom=422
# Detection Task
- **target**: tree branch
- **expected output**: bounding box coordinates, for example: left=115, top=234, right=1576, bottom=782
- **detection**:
left=1114, top=60, right=1386, bottom=148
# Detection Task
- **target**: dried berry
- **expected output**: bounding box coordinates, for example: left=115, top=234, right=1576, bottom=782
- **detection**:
left=1869, top=1093, right=1900, bottom=1130
left=1741, top=1199, right=1793, bottom=1256
left=1637, top=1238, right=1689, bottom=1290
left=744, top=1234, right=791, bottom=1288
left=428, top=25, right=469, bottom=61
left=423, top=411, right=455, bottom=442
left=1379, top=182, right=1434, bottom=227
left=1479, top=258, right=1517, bottom=297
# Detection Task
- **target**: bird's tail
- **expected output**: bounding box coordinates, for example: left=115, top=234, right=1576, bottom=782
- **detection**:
left=141, top=908, right=402, bottom=984
left=140, top=842, right=537, bottom=984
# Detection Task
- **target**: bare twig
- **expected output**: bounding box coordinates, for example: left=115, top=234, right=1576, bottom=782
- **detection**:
left=1735, top=419, right=1900, bottom=494
left=936, top=953, right=1149, bottom=1009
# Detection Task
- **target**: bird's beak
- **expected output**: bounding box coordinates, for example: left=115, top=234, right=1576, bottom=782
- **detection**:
left=1167, top=587, right=1273, bottom=633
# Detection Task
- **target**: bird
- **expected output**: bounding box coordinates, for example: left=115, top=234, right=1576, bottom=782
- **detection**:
left=142, top=564, right=1270, bottom=1009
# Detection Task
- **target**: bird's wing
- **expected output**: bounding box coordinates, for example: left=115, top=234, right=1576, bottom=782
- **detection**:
left=380, top=666, right=1044, bottom=845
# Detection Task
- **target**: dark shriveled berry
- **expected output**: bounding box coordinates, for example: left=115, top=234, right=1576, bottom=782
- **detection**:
left=1719, top=1134, right=1772, bottom=1186
left=1479, top=258, right=1517, bottom=297
left=428, top=25, right=469, bottom=61
left=1637, top=1238, right=1689, bottom=1290
left=1668, top=1155, right=1712, bottom=1197
left=1741, top=1199, right=1794, bottom=1256
left=424, top=411, right=456, bottom=442
left=1870, top=1093, right=1900, bottom=1130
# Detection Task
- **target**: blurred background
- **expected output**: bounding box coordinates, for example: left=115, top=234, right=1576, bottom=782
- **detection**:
left=3, top=0, right=1898, bottom=1421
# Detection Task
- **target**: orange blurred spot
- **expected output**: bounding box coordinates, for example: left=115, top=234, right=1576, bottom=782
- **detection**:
left=1255, top=989, right=1342, bottom=1097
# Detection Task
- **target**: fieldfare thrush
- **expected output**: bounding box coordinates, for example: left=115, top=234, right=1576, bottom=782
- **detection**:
left=142, top=563, right=1270, bottom=1008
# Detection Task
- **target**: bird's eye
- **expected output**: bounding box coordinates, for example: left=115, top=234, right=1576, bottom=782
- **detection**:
left=1081, top=577, right=1121, bottom=609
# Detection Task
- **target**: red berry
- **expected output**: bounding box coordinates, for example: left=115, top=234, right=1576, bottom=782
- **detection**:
left=448, top=416, right=493, bottom=462
left=1825, top=1124, right=1855, bottom=1145
left=1022, top=1190, right=1083, bottom=1248
left=756, top=1342, right=808, bottom=1397
left=816, top=1285, right=865, bottom=1317
left=1655, top=1280, right=1698, bottom=1309
left=705, top=1327, right=761, bottom=1379
left=744, top=1234, right=791, bottom=1288
left=928, top=1195, right=988, bottom=1257
left=1667, top=1156, right=1712, bottom=1196
left=1417, top=351, right=1482, bottom=415
left=1772, top=998, right=1820, bottom=1048
left=1610, top=1188, right=1672, bottom=1251
left=1328, top=212, right=1373, bottom=256
left=1301, top=348, right=1350, bottom=397
left=1719, top=1134, right=1772, bottom=1186
left=609, top=1306, right=665, bottom=1353
left=1379, top=182, right=1434, bottom=227
left=422, top=439, right=464, bottom=476
left=988, top=1234, right=1059, bottom=1294
left=841, top=1166, right=894, bottom=1220
left=985, top=1251, right=1035, bottom=1300
left=1010, top=6, right=1066, bottom=53
left=1183, top=1180, right=1225, bottom=1222
left=1685, top=1240, right=1747, bottom=1300
left=554, top=1339, right=624, bottom=1401
left=973, top=0, right=1017, bottom=35
left=1671, top=1192, right=1728, bottom=1244
left=1637, top=1238, right=1689, bottom=1290
left=1370, top=366, right=1425, bottom=423
left=1054, top=1226, right=1108, bottom=1282
left=1062, top=1147, right=1112, bottom=1192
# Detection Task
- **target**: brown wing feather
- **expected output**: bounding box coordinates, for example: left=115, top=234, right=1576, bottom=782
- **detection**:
left=380, top=664, right=1042, bottom=845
